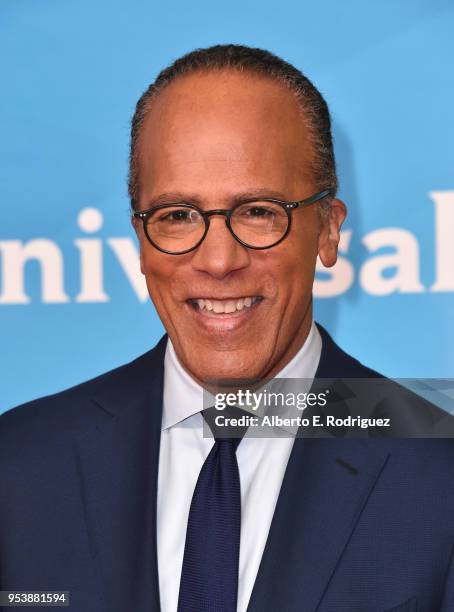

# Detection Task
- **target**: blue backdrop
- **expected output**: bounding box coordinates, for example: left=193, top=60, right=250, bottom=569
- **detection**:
left=1, top=0, right=453, bottom=413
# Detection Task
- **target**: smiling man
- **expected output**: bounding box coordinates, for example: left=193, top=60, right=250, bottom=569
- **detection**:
left=129, top=58, right=345, bottom=386
left=1, top=45, right=454, bottom=612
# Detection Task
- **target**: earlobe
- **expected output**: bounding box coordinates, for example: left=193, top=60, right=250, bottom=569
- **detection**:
left=138, top=242, right=145, bottom=275
left=131, top=215, right=139, bottom=236
left=317, top=198, right=347, bottom=268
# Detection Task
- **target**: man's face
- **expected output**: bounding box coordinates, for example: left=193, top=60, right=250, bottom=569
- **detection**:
left=133, top=70, right=346, bottom=383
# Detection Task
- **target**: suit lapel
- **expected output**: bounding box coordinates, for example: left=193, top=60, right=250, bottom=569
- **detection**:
left=246, top=437, right=389, bottom=612
left=73, top=336, right=167, bottom=612
left=247, top=324, right=390, bottom=612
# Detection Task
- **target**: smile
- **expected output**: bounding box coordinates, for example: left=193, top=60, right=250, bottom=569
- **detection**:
left=188, top=296, right=263, bottom=315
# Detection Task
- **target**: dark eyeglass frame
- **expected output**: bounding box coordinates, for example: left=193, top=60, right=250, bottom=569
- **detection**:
left=132, top=188, right=332, bottom=255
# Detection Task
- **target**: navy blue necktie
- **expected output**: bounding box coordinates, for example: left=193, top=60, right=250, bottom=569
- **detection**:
left=177, top=407, right=247, bottom=612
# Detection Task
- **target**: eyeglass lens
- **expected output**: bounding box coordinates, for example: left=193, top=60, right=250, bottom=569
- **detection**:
left=145, top=202, right=289, bottom=253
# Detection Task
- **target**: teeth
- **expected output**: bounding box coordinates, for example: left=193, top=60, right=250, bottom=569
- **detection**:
left=224, top=300, right=236, bottom=314
left=213, top=301, right=224, bottom=313
left=193, top=297, right=259, bottom=313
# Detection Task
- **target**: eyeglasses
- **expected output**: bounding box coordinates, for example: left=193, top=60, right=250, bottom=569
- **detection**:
left=132, top=188, right=332, bottom=255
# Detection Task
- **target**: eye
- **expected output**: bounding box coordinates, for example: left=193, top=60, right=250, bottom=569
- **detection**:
left=156, top=208, right=201, bottom=224
left=238, top=204, right=277, bottom=218
left=234, top=202, right=287, bottom=224
left=162, top=210, right=189, bottom=222
left=248, top=206, right=274, bottom=217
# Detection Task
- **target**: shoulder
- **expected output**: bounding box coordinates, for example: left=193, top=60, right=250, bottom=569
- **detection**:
left=315, top=322, right=383, bottom=378
left=0, top=335, right=167, bottom=445
left=314, top=322, right=454, bottom=438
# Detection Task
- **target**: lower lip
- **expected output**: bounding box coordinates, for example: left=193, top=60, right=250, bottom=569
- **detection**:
left=185, top=299, right=263, bottom=332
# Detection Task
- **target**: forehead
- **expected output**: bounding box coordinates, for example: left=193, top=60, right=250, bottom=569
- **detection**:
left=136, top=70, right=315, bottom=205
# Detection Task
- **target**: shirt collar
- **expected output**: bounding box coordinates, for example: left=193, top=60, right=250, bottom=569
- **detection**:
left=162, top=320, right=322, bottom=431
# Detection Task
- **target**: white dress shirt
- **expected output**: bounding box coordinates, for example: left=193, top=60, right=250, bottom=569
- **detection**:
left=157, top=321, right=322, bottom=612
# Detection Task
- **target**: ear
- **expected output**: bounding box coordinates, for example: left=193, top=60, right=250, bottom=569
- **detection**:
left=317, top=198, right=347, bottom=267
left=131, top=215, right=146, bottom=275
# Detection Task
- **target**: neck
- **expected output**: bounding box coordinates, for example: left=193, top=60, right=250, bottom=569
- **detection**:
left=262, top=300, right=314, bottom=380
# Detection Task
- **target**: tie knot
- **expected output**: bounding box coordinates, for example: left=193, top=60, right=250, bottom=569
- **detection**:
left=202, top=405, right=250, bottom=447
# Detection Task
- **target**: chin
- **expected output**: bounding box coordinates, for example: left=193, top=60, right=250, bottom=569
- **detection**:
left=192, top=352, right=267, bottom=385
left=172, top=327, right=276, bottom=383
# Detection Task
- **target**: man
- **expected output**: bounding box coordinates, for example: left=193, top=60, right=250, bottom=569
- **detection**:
left=1, top=45, right=454, bottom=612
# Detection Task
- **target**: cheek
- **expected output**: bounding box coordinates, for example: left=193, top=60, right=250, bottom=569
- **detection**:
left=140, top=246, right=192, bottom=327
left=140, top=247, right=174, bottom=303
left=273, top=233, right=319, bottom=300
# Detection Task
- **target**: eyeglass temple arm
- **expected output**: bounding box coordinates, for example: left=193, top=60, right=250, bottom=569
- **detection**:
left=133, top=210, right=147, bottom=219
left=288, top=188, right=333, bottom=210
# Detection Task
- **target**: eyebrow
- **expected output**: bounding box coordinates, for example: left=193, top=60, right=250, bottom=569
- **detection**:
left=144, top=188, right=290, bottom=209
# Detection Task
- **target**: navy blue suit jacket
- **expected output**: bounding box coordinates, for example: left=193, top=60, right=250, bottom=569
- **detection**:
left=1, top=324, right=454, bottom=612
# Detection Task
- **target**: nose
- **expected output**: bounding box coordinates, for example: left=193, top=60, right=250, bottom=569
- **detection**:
left=190, top=215, right=250, bottom=279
